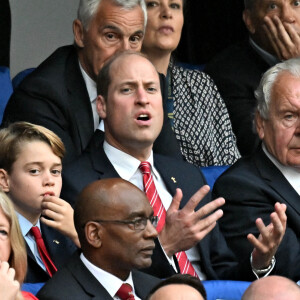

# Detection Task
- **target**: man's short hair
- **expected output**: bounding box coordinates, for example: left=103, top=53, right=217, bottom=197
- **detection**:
left=77, top=0, right=147, bottom=30
left=255, top=57, right=300, bottom=120
left=97, top=50, right=150, bottom=100
left=146, top=274, right=207, bottom=300
left=0, top=121, right=65, bottom=173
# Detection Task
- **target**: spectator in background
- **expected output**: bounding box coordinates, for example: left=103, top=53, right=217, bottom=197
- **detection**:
left=2, top=0, right=181, bottom=164
left=213, top=58, right=300, bottom=282
left=146, top=274, right=207, bottom=300
left=142, top=0, right=240, bottom=167
left=242, top=276, right=300, bottom=300
left=37, top=178, right=160, bottom=300
left=205, top=0, right=300, bottom=156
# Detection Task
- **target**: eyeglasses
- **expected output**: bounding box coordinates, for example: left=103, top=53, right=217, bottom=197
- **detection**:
left=91, top=216, right=159, bottom=231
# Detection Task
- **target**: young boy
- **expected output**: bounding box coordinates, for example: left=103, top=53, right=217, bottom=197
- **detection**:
left=0, top=122, right=78, bottom=283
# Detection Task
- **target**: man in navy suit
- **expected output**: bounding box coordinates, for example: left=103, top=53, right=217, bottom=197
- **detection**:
left=2, top=0, right=181, bottom=164
left=37, top=178, right=160, bottom=300
left=61, top=50, right=287, bottom=280
left=205, top=0, right=300, bottom=156
left=213, top=58, right=300, bottom=282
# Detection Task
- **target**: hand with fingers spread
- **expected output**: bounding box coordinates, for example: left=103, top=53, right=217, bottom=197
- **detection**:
left=0, top=261, right=20, bottom=300
left=248, top=202, right=287, bottom=270
left=158, top=185, right=225, bottom=257
left=41, top=195, right=80, bottom=248
left=263, top=15, right=300, bottom=60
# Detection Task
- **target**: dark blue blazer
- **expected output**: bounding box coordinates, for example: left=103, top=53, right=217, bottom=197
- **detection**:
left=213, top=146, right=300, bottom=282
left=61, top=139, right=255, bottom=281
left=2, top=45, right=181, bottom=163
left=36, top=252, right=160, bottom=300
left=25, top=221, right=77, bottom=283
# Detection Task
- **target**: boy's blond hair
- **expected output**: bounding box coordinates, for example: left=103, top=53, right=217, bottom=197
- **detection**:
left=0, top=122, right=65, bottom=173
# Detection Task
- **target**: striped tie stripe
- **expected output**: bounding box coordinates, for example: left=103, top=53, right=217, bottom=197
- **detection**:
left=139, top=162, right=198, bottom=278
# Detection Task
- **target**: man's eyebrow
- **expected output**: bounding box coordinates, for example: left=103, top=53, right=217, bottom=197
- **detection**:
left=102, top=25, right=122, bottom=33
left=126, top=211, right=154, bottom=219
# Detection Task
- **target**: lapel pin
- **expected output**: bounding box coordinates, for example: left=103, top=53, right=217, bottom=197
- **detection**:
left=53, top=240, right=60, bottom=245
left=171, top=177, right=177, bottom=183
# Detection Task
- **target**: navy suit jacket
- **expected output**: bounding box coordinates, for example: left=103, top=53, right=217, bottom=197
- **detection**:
left=25, top=221, right=77, bottom=283
left=61, top=138, right=255, bottom=280
left=2, top=45, right=181, bottom=163
left=205, top=39, right=271, bottom=156
left=213, top=146, right=300, bottom=281
left=36, top=252, right=161, bottom=300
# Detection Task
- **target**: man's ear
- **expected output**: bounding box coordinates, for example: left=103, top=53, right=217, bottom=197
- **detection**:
left=96, top=95, right=107, bottom=119
left=255, top=111, right=265, bottom=140
left=243, top=9, right=256, bottom=34
left=73, top=19, right=85, bottom=48
left=85, top=222, right=102, bottom=248
left=0, top=169, right=10, bottom=192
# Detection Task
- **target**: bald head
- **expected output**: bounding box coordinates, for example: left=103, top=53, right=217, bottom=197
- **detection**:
left=242, top=276, right=300, bottom=300
left=146, top=274, right=207, bottom=300
left=74, top=178, right=151, bottom=247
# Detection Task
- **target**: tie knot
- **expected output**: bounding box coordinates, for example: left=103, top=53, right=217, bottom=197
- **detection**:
left=139, top=162, right=151, bottom=174
left=30, top=226, right=42, bottom=240
left=116, top=283, right=135, bottom=300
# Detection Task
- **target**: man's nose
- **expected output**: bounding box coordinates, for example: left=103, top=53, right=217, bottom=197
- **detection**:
left=144, top=219, right=158, bottom=239
left=281, top=5, right=296, bottom=23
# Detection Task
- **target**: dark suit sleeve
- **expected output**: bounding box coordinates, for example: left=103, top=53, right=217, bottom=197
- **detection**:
left=213, top=160, right=300, bottom=281
left=3, top=76, right=80, bottom=163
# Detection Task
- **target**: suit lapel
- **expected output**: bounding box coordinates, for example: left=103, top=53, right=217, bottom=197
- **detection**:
left=68, top=254, right=113, bottom=299
left=65, top=47, right=94, bottom=151
left=90, top=141, right=120, bottom=179
left=255, top=147, right=300, bottom=215
left=154, top=154, right=180, bottom=197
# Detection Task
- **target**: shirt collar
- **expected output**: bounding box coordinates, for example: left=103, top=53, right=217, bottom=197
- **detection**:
left=262, top=144, right=300, bottom=193
left=80, top=253, right=135, bottom=298
left=103, top=141, right=160, bottom=181
left=249, top=38, right=280, bottom=67
left=17, top=212, right=41, bottom=237
left=78, top=60, right=97, bottom=103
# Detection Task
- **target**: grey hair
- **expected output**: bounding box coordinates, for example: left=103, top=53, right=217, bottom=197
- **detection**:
left=77, top=0, right=147, bottom=30
left=255, top=57, right=300, bottom=119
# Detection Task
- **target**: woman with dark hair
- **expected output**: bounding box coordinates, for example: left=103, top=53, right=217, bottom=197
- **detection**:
left=142, top=0, right=240, bottom=167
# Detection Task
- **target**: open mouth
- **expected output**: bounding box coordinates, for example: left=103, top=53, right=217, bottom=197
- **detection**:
left=43, top=192, right=55, bottom=197
left=137, top=114, right=150, bottom=121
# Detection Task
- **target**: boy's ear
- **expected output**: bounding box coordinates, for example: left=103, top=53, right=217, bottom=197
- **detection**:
left=0, top=169, right=10, bottom=192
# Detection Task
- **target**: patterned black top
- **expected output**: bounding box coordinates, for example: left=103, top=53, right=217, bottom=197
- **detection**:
left=169, top=61, right=240, bottom=167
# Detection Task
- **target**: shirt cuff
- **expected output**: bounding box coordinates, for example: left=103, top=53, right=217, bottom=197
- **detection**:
left=250, top=253, right=276, bottom=279
left=158, top=237, right=179, bottom=273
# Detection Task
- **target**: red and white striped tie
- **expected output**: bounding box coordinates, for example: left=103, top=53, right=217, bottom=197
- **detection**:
left=139, top=162, right=198, bottom=278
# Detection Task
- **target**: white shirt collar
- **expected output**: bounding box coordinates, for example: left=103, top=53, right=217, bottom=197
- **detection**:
left=80, top=253, right=136, bottom=298
left=262, top=143, right=300, bottom=195
left=103, top=141, right=161, bottom=181
left=78, top=61, right=97, bottom=103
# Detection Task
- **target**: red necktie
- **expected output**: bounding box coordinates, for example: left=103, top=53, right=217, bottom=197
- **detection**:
left=116, top=283, right=135, bottom=300
left=139, top=162, right=198, bottom=278
left=30, top=226, right=57, bottom=277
